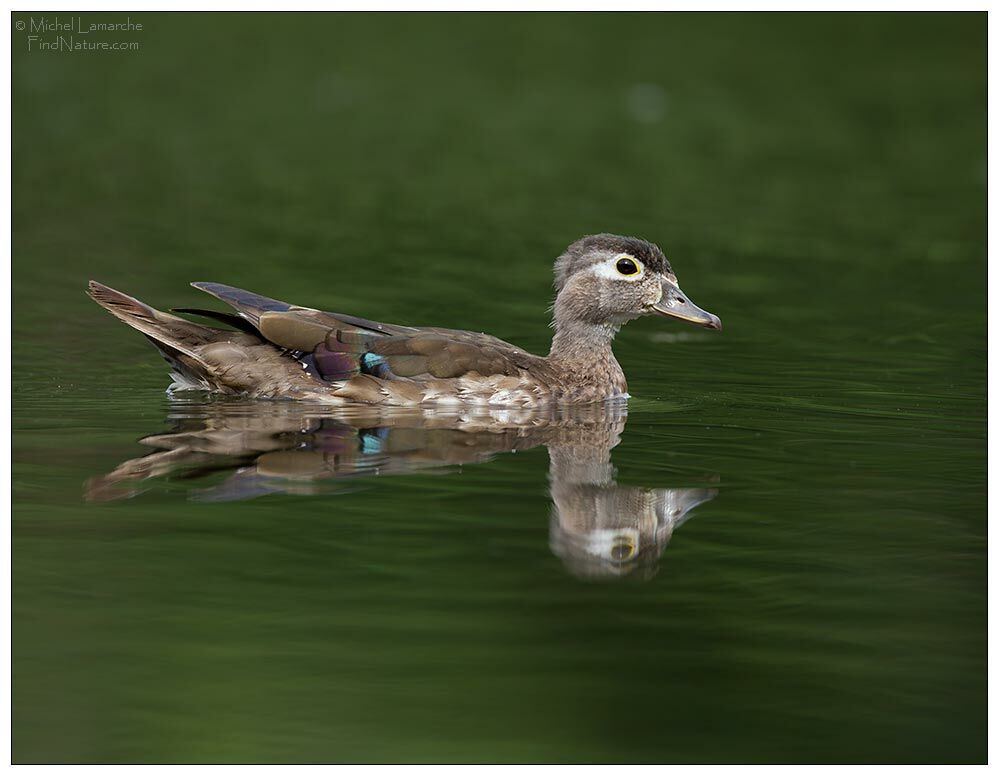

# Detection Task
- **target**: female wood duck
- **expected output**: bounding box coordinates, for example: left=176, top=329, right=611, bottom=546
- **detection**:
left=88, top=233, right=721, bottom=406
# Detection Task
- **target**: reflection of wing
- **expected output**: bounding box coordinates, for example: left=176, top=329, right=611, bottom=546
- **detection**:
left=85, top=400, right=628, bottom=502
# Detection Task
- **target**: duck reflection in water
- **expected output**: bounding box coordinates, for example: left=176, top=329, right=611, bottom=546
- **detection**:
left=86, top=400, right=717, bottom=579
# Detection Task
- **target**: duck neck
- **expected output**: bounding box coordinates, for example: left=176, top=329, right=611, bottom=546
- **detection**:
left=545, top=290, right=630, bottom=396
left=547, top=317, right=627, bottom=399
left=548, top=319, right=620, bottom=365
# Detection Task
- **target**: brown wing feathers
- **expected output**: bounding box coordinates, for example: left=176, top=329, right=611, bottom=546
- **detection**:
left=189, top=282, right=534, bottom=384
left=371, top=334, right=522, bottom=379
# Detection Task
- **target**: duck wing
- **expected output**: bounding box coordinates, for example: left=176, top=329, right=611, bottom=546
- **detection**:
left=190, top=282, right=544, bottom=387
left=191, top=282, right=416, bottom=335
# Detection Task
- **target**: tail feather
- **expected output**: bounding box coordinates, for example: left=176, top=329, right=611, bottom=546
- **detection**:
left=87, top=281, right=231, bottom=385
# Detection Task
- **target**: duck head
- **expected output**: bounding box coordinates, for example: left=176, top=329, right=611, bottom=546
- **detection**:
left=552, top=233, right=722, bottom=331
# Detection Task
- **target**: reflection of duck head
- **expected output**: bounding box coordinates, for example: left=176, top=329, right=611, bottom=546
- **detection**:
left=87, top=399, right=717, bottom=580
left=549, top=476, right=718, bottom=580
left=545, top=437, right=717, bottom=579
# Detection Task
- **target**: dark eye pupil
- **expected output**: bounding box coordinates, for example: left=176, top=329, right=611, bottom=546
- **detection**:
left=616, top=258, right=638, bottom=275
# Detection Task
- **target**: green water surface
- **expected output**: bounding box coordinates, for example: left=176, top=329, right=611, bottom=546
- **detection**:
left=12, top=12, right=986, bottom=763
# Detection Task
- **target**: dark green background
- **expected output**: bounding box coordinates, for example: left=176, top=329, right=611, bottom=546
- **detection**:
left=12, top=12, right=986, bottom=763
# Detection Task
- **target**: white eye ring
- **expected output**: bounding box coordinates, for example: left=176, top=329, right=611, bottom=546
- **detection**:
left=591, top=253, right=645, bottom=281
left=585, top=528, right=641, bottom=562
left=613, top=253, right=644, bottom=280
left=615, top=255, right=640, bottom=274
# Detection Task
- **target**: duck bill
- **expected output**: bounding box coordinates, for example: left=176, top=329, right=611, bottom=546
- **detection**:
left=651, top=282, right=722, bottom=330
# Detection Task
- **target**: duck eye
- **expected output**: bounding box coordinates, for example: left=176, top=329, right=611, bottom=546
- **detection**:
left=610, top=539, right=637, bottom=562
left=615, top=257, right=639, bottom=276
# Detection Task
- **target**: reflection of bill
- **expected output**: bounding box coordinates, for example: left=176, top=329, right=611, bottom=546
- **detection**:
left=87, top=399, right=717, bottom=580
